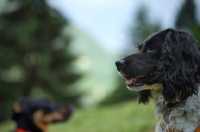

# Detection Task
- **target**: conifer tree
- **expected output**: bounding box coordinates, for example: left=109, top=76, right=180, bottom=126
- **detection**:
left=175, top=0, right=200, bottom=43
left=175, top=0, right=197, bottom=29
left=0, top=0, right=81, bottom=121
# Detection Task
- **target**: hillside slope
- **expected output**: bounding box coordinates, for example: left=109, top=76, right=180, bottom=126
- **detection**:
left=64, top=25, right=119, bottom=106
left=0, top=101, right=157, bottom=132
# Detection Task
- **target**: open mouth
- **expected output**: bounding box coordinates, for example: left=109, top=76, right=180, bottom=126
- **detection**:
left=123, top=72, right=156, bottom=87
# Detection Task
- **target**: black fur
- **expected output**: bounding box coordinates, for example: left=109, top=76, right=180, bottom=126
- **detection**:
left=116, top=28, right=200, bottom=104
left=157, top=29, right=200, bottom=103
left=139, top=90, right=151, bottom=104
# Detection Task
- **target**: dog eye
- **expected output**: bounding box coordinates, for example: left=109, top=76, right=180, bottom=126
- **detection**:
left=148, top=46, right=157, bottom=52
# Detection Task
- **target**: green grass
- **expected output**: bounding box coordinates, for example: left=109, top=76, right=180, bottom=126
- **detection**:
left=0, top=101, right=158, bottom=132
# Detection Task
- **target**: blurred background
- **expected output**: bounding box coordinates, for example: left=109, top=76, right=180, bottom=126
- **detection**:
left=0, top=0, right=200, bottom=131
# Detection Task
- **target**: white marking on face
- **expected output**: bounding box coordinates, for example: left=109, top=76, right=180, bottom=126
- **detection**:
left=118, top=72, right=126, bottom=78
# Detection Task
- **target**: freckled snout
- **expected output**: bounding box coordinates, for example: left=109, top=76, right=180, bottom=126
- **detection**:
left=115, top=59, right=125, bottom=71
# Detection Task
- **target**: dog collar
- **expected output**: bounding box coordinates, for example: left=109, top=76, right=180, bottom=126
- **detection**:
left=16, top=128, right=31, bottom=132
left=195, top=126, right=200, bottom=132
left=160, top=121, right=200, bottom=132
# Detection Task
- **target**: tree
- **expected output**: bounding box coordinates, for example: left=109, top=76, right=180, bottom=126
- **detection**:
left=100, top=6, right=161, bottom=106
left=175, top=0, right=200, bottom=43
left=175, top=0, right=197, bottom=29
left=129, top=6, right=161, bottom=46
left=0, top=0, right=81, bottom=121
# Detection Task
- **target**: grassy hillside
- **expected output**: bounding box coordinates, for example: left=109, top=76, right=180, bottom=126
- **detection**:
left=0, top=101, right=158, bottom=132
left=64, top=25, right=120, bottom=106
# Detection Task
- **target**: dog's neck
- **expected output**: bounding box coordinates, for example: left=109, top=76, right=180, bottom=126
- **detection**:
left=151, top=87, right=183, bottom=107
left=151, top=89, right=180, bottom=121
left=151, top=86, right=200, bottom=131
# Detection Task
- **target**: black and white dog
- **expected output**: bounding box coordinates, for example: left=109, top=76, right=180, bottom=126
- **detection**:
left=115, top=28, right=200, bottom=132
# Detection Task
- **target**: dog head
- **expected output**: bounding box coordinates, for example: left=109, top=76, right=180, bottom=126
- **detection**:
left=115, top=28, right=200, bottom=104
left=12, top=98, right=74, bottom=132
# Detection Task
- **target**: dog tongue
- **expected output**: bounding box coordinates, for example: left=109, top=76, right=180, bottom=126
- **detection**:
left=126, top=78, right=133, bottom=86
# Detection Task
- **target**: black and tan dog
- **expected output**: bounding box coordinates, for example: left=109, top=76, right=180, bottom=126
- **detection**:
left=12, top=98, right=73, bottom=132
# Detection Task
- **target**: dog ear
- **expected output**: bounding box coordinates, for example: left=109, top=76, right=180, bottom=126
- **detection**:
left=157, top=29, right=200, bottom=102
left=139, top=90, right=151, bottom=104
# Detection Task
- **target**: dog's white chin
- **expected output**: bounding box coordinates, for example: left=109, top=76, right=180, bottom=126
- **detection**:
left=127, top=83, right=161, bottom=91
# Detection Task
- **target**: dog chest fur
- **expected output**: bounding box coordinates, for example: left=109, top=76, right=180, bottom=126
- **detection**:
left=153, top=86, right=200, bottom=132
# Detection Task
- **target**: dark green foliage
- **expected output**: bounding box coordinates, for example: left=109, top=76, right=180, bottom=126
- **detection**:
left=129, top=6, right=161, bottom=45
left=175, top=0, right=200, bottom=44
left=175, top=0, right=197, bottom=29
left=0, top=0, right=81, bottom=121
left=0, top=81, right=20, bottom=121
left=190, top=24, right=200, bottom=43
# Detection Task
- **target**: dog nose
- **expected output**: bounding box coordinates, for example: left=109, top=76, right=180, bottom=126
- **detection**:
left=115, top=60, right=125, bottom=68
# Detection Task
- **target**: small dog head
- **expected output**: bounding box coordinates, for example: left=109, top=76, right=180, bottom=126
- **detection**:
left=115, top=28, right=200, bottom=104
left=12, top=98, right=74, bottom=132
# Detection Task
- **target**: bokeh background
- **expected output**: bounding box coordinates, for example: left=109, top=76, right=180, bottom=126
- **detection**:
left=0, top=0, right=200, bottom=131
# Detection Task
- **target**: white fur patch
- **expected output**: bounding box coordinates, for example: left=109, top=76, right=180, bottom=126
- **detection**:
left=153, top=86, right=200, bottom=132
